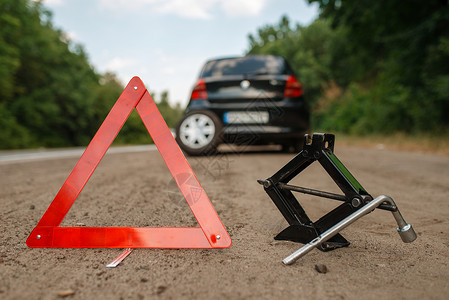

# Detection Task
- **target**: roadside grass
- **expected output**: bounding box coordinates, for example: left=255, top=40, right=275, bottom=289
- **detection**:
left=320, top=132, right=449, bottom=156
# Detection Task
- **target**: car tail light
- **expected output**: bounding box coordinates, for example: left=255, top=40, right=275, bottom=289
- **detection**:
left=284, top=75, right=303, bottom=98
left=190, top=79, right=208, bottom=100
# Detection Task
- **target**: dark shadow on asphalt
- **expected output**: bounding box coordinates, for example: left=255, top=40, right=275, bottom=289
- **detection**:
left=186, top=144, right=299, bottom=157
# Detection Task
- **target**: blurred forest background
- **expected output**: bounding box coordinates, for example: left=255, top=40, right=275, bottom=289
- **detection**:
left=248, top=0, right=449, bottom=136
left=1, top=0, right=448, bottom=149
left=0, top=0, right=183, bottom=149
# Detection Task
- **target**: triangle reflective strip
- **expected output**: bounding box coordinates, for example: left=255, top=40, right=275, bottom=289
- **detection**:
left=26, top=77, right=232, bottom=249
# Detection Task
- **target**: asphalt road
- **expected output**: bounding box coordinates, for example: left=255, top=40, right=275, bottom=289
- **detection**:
left=1, top=145, right=448, bottom=299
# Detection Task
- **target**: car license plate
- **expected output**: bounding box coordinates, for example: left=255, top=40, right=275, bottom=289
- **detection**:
left=223, top=111, right=269, bottom=124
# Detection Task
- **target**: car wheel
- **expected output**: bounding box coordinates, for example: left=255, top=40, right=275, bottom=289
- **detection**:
left=281, top=140, right=303, bottom=153
left=175, top=110, right=222, bottom=156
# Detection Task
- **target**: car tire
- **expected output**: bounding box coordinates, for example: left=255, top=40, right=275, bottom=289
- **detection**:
left=175, top=110, right=222, bottom=156
left=281, top=140, right=304, bottom=153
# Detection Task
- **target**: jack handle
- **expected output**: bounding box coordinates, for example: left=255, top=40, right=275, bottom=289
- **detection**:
left=283, top=195, right=417, bottom=265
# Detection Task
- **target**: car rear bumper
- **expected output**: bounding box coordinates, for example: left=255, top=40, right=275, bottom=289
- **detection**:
left=222, top=125, right=305, bottom=145
left=187, top=98, right=309, bottom=129
left=185, top=97, right=309, bottom=145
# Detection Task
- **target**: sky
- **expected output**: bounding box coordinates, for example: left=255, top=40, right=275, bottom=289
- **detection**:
left=40, top=0, right=319, bottom=106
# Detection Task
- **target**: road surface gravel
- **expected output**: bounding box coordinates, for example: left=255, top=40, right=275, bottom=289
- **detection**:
left=1, top=145, right=448, bottom=299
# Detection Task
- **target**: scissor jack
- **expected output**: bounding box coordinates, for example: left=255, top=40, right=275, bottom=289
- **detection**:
left=258, top=133, right=416, bottom=265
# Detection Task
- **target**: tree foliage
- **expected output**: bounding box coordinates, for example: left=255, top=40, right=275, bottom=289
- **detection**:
left=248, top=1, right=449, bottom=134
left=0, top=0, right=182, bottom=149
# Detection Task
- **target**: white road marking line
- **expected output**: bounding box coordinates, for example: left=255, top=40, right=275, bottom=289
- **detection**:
left=0, top=145, right=158, bottom=164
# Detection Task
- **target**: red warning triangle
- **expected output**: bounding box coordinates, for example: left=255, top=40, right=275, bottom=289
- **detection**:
left=26, top=77, right=232, bottom=249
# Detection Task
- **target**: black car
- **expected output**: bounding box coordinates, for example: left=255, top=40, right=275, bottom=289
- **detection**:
left=175, top=55, right=310, bottom=155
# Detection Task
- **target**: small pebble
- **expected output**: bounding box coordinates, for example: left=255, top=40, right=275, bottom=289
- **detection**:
left=315, top=264, right=328, bottom=274
left=57, top=289, right=75, bottom=297
left=0, top=258, right=4, bottom=263
left=29, top=205, right=35, bottom=210
left=156, top=285, right=167, bottom=295
left=56, top=254, right=65, bottom=260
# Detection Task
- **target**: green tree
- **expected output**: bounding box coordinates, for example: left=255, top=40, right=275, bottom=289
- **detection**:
left=156, top=90, right=183, bottom=128
left=0, top=0, right=105, bottom=148
left=248, top=1, right=449, bottom=134
left=309, top=0, right=449, bottom=133
left=0, top=1, right=185, bottom=149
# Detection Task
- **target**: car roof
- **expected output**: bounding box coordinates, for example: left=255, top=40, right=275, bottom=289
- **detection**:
left=205, top=54, right=284, bottom=64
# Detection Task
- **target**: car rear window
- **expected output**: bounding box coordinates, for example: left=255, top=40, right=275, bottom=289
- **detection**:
left=200, top=56, right=291, bottom=78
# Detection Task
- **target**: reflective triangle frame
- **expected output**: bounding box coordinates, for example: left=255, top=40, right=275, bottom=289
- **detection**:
left=27, top=77, right=232, bottom=249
